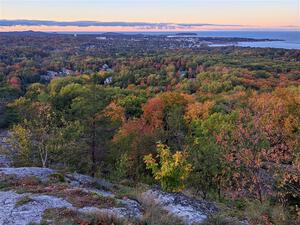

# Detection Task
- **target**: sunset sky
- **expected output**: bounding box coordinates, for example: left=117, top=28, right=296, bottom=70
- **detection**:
left=0, top=0, right=299, bottom=31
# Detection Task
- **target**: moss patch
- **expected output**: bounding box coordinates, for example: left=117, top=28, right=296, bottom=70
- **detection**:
left=15, top=196, right=33, bottom=207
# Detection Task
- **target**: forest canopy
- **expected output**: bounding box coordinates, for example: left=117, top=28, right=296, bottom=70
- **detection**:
left=0, top=33, right=299, bottom=224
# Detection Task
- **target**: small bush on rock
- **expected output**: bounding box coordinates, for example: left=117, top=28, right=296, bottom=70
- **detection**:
left=144, top=142, right=192, bottom=192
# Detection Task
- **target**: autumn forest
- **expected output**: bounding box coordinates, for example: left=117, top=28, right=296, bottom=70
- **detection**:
left=0, top=33, right=300, bottom=224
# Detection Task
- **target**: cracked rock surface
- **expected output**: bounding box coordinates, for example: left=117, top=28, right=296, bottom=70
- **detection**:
left=0, top=191, right=73, bottom=225
left=79, top=197, right=143, bottom=220
left=141, top=188, right=218, bottom=225
left=0, top=167, right=144, bottom=225
left=0, top=189, right=143, bottom=225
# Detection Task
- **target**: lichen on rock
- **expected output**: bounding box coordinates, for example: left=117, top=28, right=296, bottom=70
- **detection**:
left=0, top=191, right=73, bottom=225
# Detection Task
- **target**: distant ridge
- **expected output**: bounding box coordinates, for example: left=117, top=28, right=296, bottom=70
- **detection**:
left=97, top=32, right=147, bottom=38
left=175, top=32, right=197, bottom=36
left=0, top=30, right=59, bottom=36
left=100, top=32, right=126, bottom=36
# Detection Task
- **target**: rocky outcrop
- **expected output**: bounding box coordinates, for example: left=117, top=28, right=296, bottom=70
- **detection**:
left=0, top=155, right=11, bottom=167
left=79, top=198, right=143, bottom=220
left=0, top=167, right=55, bottom=182
left=141, top=188, right=218, bottom=225
left=0, top=167, right=114, bottom=190
left=0, top=189, right=143, bottom=225
left=0, top=191, right=73, bottom=225
left=65, top=172, right=113, bottom=190
left=0, top=167, right=143, bottom=224
left=0, top=165, right=221, bottom=225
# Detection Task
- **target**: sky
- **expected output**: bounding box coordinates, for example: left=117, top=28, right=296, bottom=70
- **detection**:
left=0, top=0, right=299, bottom=31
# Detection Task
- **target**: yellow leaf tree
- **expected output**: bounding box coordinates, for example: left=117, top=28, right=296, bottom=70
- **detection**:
left=144, top=142, right=192, bottom=192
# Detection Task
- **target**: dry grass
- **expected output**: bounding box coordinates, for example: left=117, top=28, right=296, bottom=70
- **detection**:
left=140, top=203, right=185, bottom=225
left=57, top=188, right=119, bottom=208
left=41, top=208, right=131, bottom=225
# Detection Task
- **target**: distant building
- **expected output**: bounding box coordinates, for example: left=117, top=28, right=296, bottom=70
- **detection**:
left=40, top=71, right=58, bottom=81
left=83, top=69, right=93, bottom=74
left=104, top=76, right=113, bottom=84
left=41, top=69, right=73, bottom=82
left=62, top=68, right=73, bottom=75
left=102, top=64, right=110, bottom=70
left=96, top=37, right=107, bottom=40
left=100, top=64, right=113, bottom=73
left=179, top=71, right=187, bottom=78
left=47, top=71, right=58, bottom=77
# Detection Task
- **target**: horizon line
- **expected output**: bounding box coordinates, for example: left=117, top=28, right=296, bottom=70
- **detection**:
left=0, top=19, right=299, bottom=32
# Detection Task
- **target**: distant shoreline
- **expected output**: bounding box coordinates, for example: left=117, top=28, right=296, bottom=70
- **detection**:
left=0, top=30, right=283, bottom=41
left=1, top=30, right=299, bottom=50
